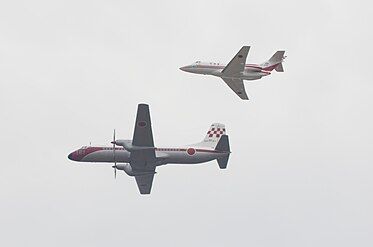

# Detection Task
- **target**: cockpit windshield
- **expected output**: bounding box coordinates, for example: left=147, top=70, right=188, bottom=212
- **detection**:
left=192, top=61, right=201, bottom=67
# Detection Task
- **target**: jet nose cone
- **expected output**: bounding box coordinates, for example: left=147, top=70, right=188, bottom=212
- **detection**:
left=68, top=152, right=75, bottom=161
left=179, top=66, right=187, bottom=72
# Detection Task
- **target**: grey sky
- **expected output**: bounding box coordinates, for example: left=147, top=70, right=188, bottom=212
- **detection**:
left=0, top=0, right=372, bottom=246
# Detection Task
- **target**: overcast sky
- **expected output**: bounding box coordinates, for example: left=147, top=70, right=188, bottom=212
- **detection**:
left=0, top=0, right=372, bottom=246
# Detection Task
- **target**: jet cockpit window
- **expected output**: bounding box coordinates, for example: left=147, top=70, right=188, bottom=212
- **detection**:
left=192, top=61, right=200, bottom=67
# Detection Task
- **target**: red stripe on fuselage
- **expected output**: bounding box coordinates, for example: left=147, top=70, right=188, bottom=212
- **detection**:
left=195, top=64, right=263, bottom=70
left=78, top=146, right=226, bottom=156
left=262, top=63, right=279, bottom=71
left=71, top=147, right=104, bottom=161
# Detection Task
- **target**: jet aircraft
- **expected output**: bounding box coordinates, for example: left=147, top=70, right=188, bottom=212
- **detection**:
left=68, top=104, right=231, bottom=194
left=180, top=46, right=286, bottom=100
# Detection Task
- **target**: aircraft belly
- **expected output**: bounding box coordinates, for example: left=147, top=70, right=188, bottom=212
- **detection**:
left=242, top=71, right=264, bottom=80
left=190, top=68, right=215, bottom=75
left=243, top=76, right=262, bottom=81
left=210, top=70, right=223, bottom=76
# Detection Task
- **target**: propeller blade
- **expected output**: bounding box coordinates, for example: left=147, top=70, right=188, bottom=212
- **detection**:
left=112, top=129, right=117, bottom=180
left=112, top=165, right=117, bottom=179
left=113, top=129, right=116, bottom=161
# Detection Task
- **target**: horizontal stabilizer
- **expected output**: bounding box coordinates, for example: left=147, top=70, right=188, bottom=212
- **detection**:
left=215, top=135, right=230, bottom=169
left=217, top=156, right=230, bottom=169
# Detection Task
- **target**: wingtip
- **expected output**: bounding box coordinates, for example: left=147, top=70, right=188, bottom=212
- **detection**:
left=138, top=103, right=149, bottom=108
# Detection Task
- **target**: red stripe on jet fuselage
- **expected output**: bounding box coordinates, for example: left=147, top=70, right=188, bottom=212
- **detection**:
left=195, top=64, right=263, bottom=70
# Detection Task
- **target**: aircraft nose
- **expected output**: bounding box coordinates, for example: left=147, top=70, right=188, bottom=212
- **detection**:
left=179, top=66, right=187, bottom=72
left=68, top=152, right=75, bottom=161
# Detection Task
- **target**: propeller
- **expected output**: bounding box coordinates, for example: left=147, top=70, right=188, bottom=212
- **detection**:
left=112, top=129, right=117, bottom=179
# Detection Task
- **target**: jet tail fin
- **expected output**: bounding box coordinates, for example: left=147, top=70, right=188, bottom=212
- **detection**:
left=275, top=63, right=284, bottom=72
left=215, top=135, right=230, bottom=169
left=261, top=51, right=286, bottom=72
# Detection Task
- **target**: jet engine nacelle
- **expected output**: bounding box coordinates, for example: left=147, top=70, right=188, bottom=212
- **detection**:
left=115, top=163, right=156, bottom=177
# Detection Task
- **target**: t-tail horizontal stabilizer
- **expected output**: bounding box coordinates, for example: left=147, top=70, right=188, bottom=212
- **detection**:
left=215, top=135, right=230, bottom=169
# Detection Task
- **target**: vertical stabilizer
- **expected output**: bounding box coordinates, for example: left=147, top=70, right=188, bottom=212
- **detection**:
left=198, top=123, right=226, bottom=149
left=261, top=51, right=286, bottom=72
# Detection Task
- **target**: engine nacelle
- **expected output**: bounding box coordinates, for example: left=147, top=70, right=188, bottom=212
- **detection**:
left=113, top=139, right=132, bottom=151
left=115, top=163, right=135, bottom=176
left=115, top=163, right=156, bottom=177
left=113, top=139, right=155, bottom=152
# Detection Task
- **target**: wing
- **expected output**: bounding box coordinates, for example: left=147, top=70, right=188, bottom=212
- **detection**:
left=131, top=104, right=157, bottom=194
left=131, top=150, right=156, bottom=194
left=132, top=104, right=154, bottom=147
left=131, top=104, right=156, bottom=169
left=135, top=173, right=155, bottom=194
left=130, top=149, right=156, bottom=170
left=222, top=46, right=250, bottom=76
left=222, top=78, right=249, bottom=100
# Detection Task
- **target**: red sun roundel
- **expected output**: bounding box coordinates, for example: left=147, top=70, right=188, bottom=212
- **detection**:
left=187, top=148, right=196, bottom=156
left=137, top=121, right=147, bottom=127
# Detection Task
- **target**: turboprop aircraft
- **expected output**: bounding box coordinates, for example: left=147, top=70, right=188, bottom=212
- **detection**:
left=68, top=104, right=231, bottom=195
left=179, top=46, right=286, bottom=100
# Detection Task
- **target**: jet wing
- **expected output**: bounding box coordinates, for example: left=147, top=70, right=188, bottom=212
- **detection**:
left=130, top=104, right=157, bottom=194
left=222, top=78, right=249, bottom=100
left=222, top=46, right=250, bottom=76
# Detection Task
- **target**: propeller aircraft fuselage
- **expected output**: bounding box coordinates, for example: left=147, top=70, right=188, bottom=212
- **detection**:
left=68, top=104, right=231, bottom=194
left=68, top=145, right=227, bottom=166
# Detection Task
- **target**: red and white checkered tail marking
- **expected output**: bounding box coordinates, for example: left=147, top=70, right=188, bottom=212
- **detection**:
left=201, top=123, right=226, bottom=148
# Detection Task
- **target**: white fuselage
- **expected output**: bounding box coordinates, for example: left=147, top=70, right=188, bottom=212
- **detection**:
left=180, top=61, right=271, bottom=80
left=68, top=146, right=228, bottom=167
